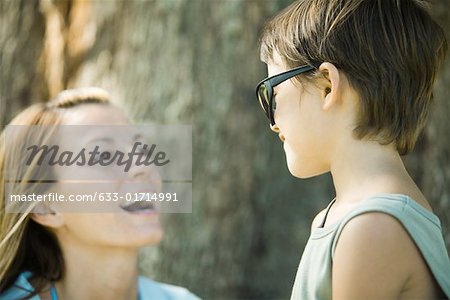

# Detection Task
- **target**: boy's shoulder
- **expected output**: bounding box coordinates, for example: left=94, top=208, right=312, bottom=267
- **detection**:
left=335, top=211, right=415, bottom=257
left=332, top=192, right=433, bottom=254
left=333, top=210, right=439, bottom=298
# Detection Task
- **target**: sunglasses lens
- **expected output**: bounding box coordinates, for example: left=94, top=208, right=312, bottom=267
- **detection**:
left=257, top=83, right=270, bottom=118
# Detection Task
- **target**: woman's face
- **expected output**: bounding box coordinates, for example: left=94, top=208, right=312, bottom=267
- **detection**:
left=267, top=52, right=336, bottom=178
left=48, top=103, right=163, bottom=249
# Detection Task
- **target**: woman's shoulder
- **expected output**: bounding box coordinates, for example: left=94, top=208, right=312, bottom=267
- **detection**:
left=0, top=271, right=39, bottom=300
left=1, top=272, right=201, bottom=300
left=138, top=276, right=201, bottom=300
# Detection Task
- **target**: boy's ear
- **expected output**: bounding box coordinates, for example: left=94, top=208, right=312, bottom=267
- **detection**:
left=319, top=62, right=342, bottom=111
left=30, top=203, right=64, bottom=229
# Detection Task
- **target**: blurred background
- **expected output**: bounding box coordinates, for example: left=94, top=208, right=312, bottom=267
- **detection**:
left=0, top=0, right=449, bottom=299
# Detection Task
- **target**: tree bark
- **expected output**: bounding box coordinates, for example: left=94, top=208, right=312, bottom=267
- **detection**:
left=0, top=0, right=46, bottom=125
left=422, top=1, right=450, bottom=252
left=1, top=0, right=449, bottom=298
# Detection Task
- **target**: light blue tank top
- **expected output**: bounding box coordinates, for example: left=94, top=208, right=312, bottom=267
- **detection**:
left=290, top=193, right=450, bottom=300
left=0, top=271, right=200, bottom=300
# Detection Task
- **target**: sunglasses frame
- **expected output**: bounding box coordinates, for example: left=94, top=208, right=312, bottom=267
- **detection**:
left=256, top=64, right=318, bottom=126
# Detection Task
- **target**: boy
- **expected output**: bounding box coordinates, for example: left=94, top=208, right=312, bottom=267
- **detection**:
left=256, top=0, right=450, bottom=299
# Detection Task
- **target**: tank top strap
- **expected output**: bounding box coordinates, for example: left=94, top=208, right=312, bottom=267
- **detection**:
left=318, top=197, right=337, bottom=228
left=50, top=283, right=58, bottom=300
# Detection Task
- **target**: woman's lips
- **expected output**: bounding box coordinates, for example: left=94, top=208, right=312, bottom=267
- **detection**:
left=120, top=200, right=155, bottom=213
left=278, top=133, right=285, bottom=143
left=119, top=192, right=158, bottom=214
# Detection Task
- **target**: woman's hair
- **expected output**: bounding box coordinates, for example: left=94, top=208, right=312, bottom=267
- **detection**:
left=260, top=0, right=448, bottom=155
left=0, top=87, right=109, bottom=296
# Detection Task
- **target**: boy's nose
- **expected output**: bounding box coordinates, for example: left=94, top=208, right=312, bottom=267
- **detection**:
left=270, top=124, right=280, bottom=133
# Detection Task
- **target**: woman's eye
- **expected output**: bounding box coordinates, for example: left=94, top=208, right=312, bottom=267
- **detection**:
left=273, top=93, right=278, bottom=110
left=93, top=151, right=112, bottom=163
left=137, top=144, right=150, bottom=155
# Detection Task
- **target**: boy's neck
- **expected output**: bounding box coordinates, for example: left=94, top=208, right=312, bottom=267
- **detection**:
left=329, top=139, right=425, bottom=206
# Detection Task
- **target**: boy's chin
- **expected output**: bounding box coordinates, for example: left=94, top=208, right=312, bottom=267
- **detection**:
left=286, top=159, right=327, bottom=179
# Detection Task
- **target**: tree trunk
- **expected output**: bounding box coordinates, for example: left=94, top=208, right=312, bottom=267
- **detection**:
left=1, top=0, right=449, bottom=298
left=0, top=0, right=46, bottom=125
left=422, top=1, right=450, bottom=252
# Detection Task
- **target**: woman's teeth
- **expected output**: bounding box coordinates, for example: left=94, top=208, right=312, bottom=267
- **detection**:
left=119, top=194, right=156, bottom=212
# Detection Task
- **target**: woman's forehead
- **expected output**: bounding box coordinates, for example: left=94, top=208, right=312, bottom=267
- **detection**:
left=61, top=104, right=129, bottom=126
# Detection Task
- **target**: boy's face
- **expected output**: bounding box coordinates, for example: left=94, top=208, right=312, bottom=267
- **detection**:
left=267, top=51, right=340, bottom=178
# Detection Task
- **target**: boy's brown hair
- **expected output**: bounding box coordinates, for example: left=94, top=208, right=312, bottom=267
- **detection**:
left=260, top=0, right=447, bottom=155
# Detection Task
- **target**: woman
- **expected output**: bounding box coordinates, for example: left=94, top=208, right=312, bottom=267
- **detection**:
left=256, top=0, right=450, bottom=299
left=0, top=87, right=199, bottom=300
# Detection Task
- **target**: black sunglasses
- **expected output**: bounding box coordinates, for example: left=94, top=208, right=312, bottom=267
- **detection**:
left=256, top=64, right=318, bottom=126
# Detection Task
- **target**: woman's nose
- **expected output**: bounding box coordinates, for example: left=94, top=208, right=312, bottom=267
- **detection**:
left=132, top=170, right=148, bottom=180
left=130, top=165, right=158, bottom=182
